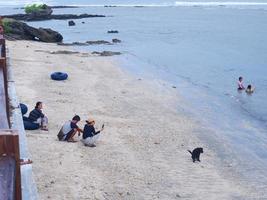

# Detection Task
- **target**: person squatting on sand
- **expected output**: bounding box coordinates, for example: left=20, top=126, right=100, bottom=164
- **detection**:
left=57, top=115, right=83, bottom=142
left=237, top=76, right=245, bottom=90
left=28, top=102, right=48, bottom=131
left=81, top=118, right=104, bottom=147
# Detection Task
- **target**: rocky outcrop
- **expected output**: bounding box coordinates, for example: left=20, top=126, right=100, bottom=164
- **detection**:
left=4, top=18, right=63, bottom=42
left=2, top=13, right=106, bottom=21
left=26, top=6, right=53, bottom=19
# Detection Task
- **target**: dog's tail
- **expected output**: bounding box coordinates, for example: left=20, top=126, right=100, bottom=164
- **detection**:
left=187, top=150, right=192, bottom=155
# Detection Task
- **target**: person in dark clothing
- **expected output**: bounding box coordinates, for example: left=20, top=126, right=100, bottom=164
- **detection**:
left=57, top=115, right=83, bottom=142
left=28, top=102, right=48, bottom=131
left=82, top=118, right=104, bottom=147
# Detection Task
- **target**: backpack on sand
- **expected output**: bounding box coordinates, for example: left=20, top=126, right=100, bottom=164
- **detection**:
left=57, top=128, right=65, bottom=141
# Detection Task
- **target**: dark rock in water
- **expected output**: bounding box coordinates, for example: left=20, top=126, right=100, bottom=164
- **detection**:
left=2, top=13, right=106, bottom=21
left=24, top=5, right=53, bottom=20
left=13, top=4, right=53, bottom=21
left=92, top=51, right=121, bottom=56
left=86, top=40, right=111, bottom=45
left=112, top=38, right=121, bottom=43
left=68, top=20, right=75, bottom=26
left=4, top=18, right=63, bottom=42
left=104, top=5, right=117, bottom=7
left=107, top=30, right=119, bottom=34
left=82, top=21, right=85, bottom=24
left=50, top=6, right=80, bottom=9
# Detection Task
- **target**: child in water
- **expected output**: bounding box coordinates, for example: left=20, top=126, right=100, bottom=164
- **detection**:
left=237, top=76, right=245, bottom=90
left=246, top=85, right=254, bottom=94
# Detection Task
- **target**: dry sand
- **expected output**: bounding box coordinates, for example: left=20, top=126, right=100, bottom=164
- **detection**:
left=8, top=40, right=251, bottom=199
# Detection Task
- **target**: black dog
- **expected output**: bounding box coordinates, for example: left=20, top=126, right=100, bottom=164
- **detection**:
left=188, top=147, right=203, bottom=162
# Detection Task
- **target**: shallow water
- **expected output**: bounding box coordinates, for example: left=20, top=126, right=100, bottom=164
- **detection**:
left=1, top=1, right=267, bottom=197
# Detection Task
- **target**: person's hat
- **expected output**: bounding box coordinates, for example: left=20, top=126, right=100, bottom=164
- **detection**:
left=86, top=118, right=95, bottom=124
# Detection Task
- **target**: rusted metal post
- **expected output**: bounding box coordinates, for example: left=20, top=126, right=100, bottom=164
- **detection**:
left=0, top=130, right=22, bottom=200
left=0, top=39, right=6, bottom=57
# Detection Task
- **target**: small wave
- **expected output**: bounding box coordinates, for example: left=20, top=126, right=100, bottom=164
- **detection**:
left=66, top=4, right=172, bottom=7
left=175, top=1, right=267, bottom=7
left=0, top=0, right=54, bottom=6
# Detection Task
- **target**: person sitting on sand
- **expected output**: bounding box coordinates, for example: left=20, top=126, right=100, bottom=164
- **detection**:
left=246, top=84, right=254, bottom=94
left=237, top=76, right=245, bottom=90
left=81, top=118, right=104, bottom=147
left=28, top=102, right=48, bottom=131
left=57, top=115, right=83, bottom=142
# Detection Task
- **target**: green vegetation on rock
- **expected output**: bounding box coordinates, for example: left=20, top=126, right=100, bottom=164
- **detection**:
left=24, top=4, right=48, bottom=14
left=2, top=18, right=13, bottom=34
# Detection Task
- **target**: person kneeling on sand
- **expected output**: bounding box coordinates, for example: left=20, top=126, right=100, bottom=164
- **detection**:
left=28, top=102, right=48, bottom=131
left=57, top=115, right=83, bottom=142
left=81, top=118, right=104, bottom=147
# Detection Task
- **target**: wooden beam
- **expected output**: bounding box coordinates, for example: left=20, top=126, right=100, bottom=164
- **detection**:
left=0, top=58, right=9, bottom=129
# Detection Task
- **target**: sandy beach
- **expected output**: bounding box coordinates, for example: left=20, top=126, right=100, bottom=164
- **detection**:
left=7, top=40, right=250, bottom=200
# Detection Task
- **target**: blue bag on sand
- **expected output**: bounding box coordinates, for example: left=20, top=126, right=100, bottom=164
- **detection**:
left=20, top=103, right=28, bottom=115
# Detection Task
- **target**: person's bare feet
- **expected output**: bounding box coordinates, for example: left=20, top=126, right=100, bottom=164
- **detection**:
left=67, top=138, right=77, bottom=143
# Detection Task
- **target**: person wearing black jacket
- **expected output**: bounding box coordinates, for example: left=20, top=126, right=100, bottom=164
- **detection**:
left=82, top=118, right=104, bottom=147
left=28, top=102, right=48, bottom=131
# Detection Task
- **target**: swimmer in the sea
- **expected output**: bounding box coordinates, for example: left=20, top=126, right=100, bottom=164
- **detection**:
left=246, top=84, right=254, bottom=94
left=237, top=76, right=245, bottom=90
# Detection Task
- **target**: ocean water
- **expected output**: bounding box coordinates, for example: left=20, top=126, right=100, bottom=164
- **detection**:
left=1, top=1, right=267, bottom=197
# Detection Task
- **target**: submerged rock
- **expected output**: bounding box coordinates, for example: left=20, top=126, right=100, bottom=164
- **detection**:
left=3, top=18, right=63, bottom=42
left=92, top=51, right=121, bottom=56
left=57, top=42, right=89, bottom=46
left=86, top=40, right=111, bottom=45
left=68, top=20, right=75, bottom=26
left=57, top=39, right=122, bottom=46
left=107, top=30, right=119, bottom=34
left=112, top=38, right=121, bottom=43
